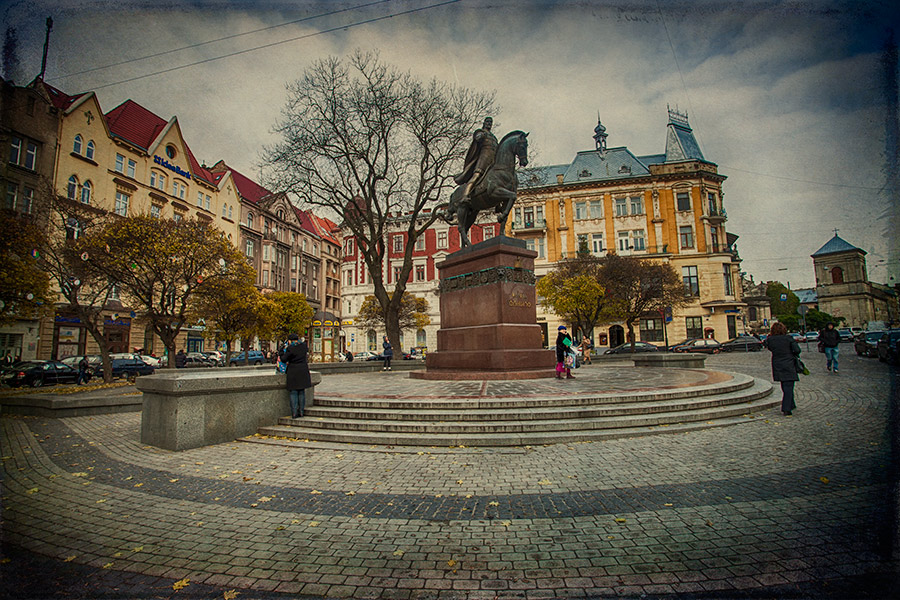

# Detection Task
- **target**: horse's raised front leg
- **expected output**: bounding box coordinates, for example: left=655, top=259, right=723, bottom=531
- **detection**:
left=457, top=204, right=471, bottom=247
left=494, top=188, right=518, bottom=231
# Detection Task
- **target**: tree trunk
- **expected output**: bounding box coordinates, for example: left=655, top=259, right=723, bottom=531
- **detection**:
left=82, top=320, right=113, bottom=383
left=384, top=303, right=402, bottom=361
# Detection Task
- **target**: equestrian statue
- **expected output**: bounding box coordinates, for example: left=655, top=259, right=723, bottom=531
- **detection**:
left=440, top=117, right=529, bottom=247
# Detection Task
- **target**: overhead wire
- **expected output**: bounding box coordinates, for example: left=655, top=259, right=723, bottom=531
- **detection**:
left=72, top=0, right=461, bottom=93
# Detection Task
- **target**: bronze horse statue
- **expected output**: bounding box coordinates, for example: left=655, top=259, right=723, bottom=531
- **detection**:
left=441, top=130, right=528, bottom=247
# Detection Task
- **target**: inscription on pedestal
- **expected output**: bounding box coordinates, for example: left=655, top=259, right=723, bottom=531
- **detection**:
left=439, top=265, right=535, bottom=294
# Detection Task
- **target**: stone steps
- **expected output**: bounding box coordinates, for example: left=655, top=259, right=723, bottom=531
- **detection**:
left=256, top=376, right=776, bottom=447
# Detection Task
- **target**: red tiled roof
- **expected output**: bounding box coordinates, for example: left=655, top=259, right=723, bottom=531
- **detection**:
left=184, top=144, right=214, bottom=184
left=35, top=79, right=87, bottom=111
left=104, top=99, right=167, bottom=150
left=293, top=207, right=321, bottom=238
left=309, top=213, right=341, bottom=245
left=212, top=162, right=272, bottom=203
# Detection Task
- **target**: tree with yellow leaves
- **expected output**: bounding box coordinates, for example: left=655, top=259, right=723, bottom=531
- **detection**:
left=0, top=208, right=51, bottom=328
left=355, top=292, right=430, bottom=335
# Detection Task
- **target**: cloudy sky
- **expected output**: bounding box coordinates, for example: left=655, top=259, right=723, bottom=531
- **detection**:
left=5, top=0, right=898, bottom=289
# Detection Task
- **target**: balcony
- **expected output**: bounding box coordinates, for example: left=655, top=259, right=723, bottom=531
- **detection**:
left=510, top=219, right=547, bottom=232
left=703, top=207, right=727, bottom=224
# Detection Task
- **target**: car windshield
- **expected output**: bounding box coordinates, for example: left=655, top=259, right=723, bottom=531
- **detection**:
left=867, top=332, right=884, bottom=341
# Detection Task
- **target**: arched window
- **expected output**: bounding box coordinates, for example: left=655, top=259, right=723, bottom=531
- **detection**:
left=65, top=217, right=82, bottom=240
left=85, top=140, right=95, bottom=160
left=73, top=134, right=83, bottom=154
left=367, top=329, right=377, bottom=352
left=247, top=213, right=254, bottom=229
left=228, top=205, right=233, bottom=219
left=749, top=306, right=758, bottom=321
left=222, top=203, right=227, bottom=218
left=416, top=329, right=427, bottom=348
left=277, top=209, right=284, bottom=220
left=67, top=175, right=78, bottom=200
left=831, top=266, right=844, bottom=284
left=80, top=180, right=91, bottom=204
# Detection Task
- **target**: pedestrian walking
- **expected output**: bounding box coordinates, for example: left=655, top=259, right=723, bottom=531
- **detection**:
left=175, top=349, right=187, bottom=369
left=819, top=322, right=841, bottom=373
left=765, top=322, right=801, bottom=415
left=555, top=325, right=575, bottom=379
left=578, top=336, right=593, bottom=365
left=280, top=334, right=312, bottom=419
left=382, top=336, right=393, bottom=371
left=76, top=356, right=90, bottom=385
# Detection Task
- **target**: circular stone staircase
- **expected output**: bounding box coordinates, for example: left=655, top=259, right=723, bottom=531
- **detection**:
left=255, top=367, right=776, bottom=447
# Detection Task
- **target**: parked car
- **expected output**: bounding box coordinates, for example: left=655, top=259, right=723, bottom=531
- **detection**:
left=789, top=332, right=807, bottom=343
left=837, top=328, right=855, bottom=342
left=804, top=331, right=820, bottom=343
left=202, top=351, right=225, bottom=366
left=186, top=352, right=216, bottom=367
left=228, top=350, right=266, bottom=366
left=354, top=351, right=378, bottom=361
left=720, top=336, right=763, bottom=352
left=5, top=360, right=80, bottom=388
left=138, top=355, right=162, bottom=367
left=604, top=341, right=660, bottom=354
left=366, top=353, right=387, bottom=361
left=61, top=354, right=102, bottom=373
left=876, top=330, right=900, bottom=364
left=110, top=358, right=155, bottom=379
left=854, top=331, right=884, bottom=357
left=670, top=339, right=722, bottom=354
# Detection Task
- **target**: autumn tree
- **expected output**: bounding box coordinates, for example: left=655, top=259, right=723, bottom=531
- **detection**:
left=267, top=291, right=315, bottom=342
left=0, top=209, right=51, bottom=328
left=83, top=215, right=250, bottom=367
left=597, top=254, right=689, bottom=349
left=264, top=50, right=495, bottom=357
left=27, top=183, right=122, bottom=381
left=193, top=259, right=275, bottom=364
left=356, top=293, right=431, bottom=334
left=536, top=255, right=607, bottom=340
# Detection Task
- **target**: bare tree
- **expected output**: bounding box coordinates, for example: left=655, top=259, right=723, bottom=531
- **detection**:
left=263, top=51, right=495, bottom=355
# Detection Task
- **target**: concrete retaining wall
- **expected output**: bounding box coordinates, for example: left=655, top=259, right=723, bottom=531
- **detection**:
left=631, top=353, right=707, bottom=368
left=136, top=368, right=321, bottom=451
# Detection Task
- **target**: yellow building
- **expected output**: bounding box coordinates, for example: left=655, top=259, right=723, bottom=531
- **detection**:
left=510, top=108, right=745, bottom=348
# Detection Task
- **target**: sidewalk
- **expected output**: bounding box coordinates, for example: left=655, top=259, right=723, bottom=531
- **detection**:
left=1, top=352, right=897, bottom=599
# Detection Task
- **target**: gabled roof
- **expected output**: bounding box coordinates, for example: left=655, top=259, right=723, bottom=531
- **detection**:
left=211, top=162, right=272, bottom=203
left=811, top=234, right=864, bottom=257
left=32, top=78, right=87, bottom=111
left=309, top=213, right=341, bottom=245
left=104, top=99, right=167, bottom=151
left=293, top=206, right=322, bottom=239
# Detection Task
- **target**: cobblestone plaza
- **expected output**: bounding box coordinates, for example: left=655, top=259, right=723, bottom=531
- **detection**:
left=2, top=352, right=897, bottom=599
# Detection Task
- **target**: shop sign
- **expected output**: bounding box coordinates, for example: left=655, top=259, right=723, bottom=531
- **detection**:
left=342, top=319, right=354, bottom=326
left=312, top=320, right=322, bottom=326
left=153, top=155, right=191, bottom=179
left=104, top=317, right=131, bottom=327
left=55, top=315, right=82, bottom=324
left=324, top=320, right=334, bottom=326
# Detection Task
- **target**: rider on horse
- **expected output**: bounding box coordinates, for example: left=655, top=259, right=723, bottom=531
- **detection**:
left=454, top=117, right=498, bottom=210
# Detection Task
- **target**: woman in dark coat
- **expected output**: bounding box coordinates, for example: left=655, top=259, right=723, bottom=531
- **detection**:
left=280, top=333, right=312, bottom=418
left=764, top=322, right=801, bottom=415
left=555, top=325, right=575, bottom=379
left=382, top=336, right=393, bottom=371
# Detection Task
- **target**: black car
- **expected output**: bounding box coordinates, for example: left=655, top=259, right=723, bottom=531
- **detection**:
left=604, top=342, right=660, bottom=354
left=720, top=336, right=763, bottom=352
left=110, top=358, right=155, bottom=379
left=5, top=360, right=80, bottom=388
left=876, top=330, right=900, bottom=364
left=854, top=331, right=884, bottom=357
left=670, top=338, right=722, bottom=354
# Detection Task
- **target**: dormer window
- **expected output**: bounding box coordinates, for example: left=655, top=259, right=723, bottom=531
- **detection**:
left=579, top=169, right=592, bottom=178
left=618, top=165, right=631, bottom=174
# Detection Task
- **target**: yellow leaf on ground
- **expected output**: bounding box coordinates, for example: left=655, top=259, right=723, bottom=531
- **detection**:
left=615, top=518, right=627, bottom=523
left=26, top=488, right=38, bottom=494
left=257, top=496, right=272, bottom=502
left=310, top=490, right=322, bottom=494
left=501, top=520, right=512, bottom=527
left=345, top=491, right=355, bottom=496
left=488, top=501, right=499, bottom=507
left=63, top=556, right=76, bottom=562
left=223, top=591, right=239, bottom=600
left=96, top=499, right=106, bottom=503
left=456, top=480, right=464, bottom=484
left=393, top=549, right=405, bottom=556
left=537, top=479, right=551, bottom=485
left=169, top=479, right=179, bottom=483
left=71, top=472, right=89, bottom=477
left=133, top=483, right=143, bottom=488
left=172, top=578, right=190, bottom=591
left=820, top=477, right=830, bottom=484
left=132, top=546, right=143, bottom=552
left=447, top=559, right=457, bottom=567
left=308, top=521, right=319, bottom=527
left=102, top=562, right=114, bottom=569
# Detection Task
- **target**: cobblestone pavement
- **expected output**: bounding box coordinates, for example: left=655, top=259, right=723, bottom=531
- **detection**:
left=2, top=351, right=897, bottom=599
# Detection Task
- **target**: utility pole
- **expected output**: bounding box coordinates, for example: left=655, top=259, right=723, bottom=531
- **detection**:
left=38, top=16, right=53, bottom=80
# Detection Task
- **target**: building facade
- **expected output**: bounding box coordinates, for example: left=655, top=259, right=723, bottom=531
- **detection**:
left=511, top=108, right=745, bottom=347
left=812, top=234, right=898, bottom=328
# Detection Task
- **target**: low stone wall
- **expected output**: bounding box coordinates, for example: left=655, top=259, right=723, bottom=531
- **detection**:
left=631, top=353, right=707, bottom=368
left=137, top=368, right=321, bottom=451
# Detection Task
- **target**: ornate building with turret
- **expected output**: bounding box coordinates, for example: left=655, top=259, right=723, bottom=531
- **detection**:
left=510, top=108, right=745, bottom=347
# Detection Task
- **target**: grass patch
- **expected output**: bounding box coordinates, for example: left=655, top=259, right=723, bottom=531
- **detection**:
left=0, top=381, right=132, bottom=397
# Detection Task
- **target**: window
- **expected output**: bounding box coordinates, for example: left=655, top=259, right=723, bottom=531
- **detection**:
left=393, top=235, right=403, bottom=253
left=589, top=200, right=603, bottom=219
left=6, top=182, right=16, bottom=209
left=483, top=225, right=495, bottom=240
left=115, top=153, right=125, bottom=173
left=10, top=137, right=22, bottom=164
left=523, top=206, right=534, bottom=227
left=618, top=231, right=630, bottom=252
left=615, top=197, right=627, bottom=217
left=150, top=170, right=166, bottom=190
left=24, top=142, right=37, bottom=170
left=367, top=330, right=377, bottom=352
left=711, top=228, right=720, bottom=252
left=682, top=266, right=699, bottom=296
left=632, top=229, right=645, bottom=251
left=291, top=278, right=297, bottom=292
left=575, top=201, right=586, bottom=220
left=173, top=212, right=183, bottom=223
left=676, top=191, right=691, bottom=211
left=392, top=266, right=402, bottom=282
left=536, top=205, right=544, bottom=224
left=228, top=205, right=232, bottom=219
left=73, top=134, right=83, bottom=154
left=245, top=239, right=254, bottom=257
left=197, top=191, right=204, bottom=207
left=263, top=270, right=269, bottom=286
left=114, top=191, right=129, bottom=216
left=708, top=192, right=717, bottom=214
left=415, top=265, right=426, bottom=282
left=86, top=140, right=95, bottom=160
left=749, top=306, right=758, bottom=321
left=723, top=264, right=733, bottom=295
left=679, top=226, right=694, bottom=249
left=640, top=318, right=664, bottom=342
left=81, top=180, right=92, bottom=204
left=345, top=270, right=353, bottom=286
left=150, top=205, right=161, bottom=219
left=592, top=233, right=603, bottom=255
left=67, top=176, right=78, bottom=200
left=127, top=159, right=136, bottom=178
left=205, top=195, right=210, bottom=211
left=109, top=284, right=120, bottom=301
left=172, top=180, right=185, bottom=199
left=22, top=187, right=33, bottom=213
left=222, top=203, right=227, bottom=218
left=415, top=235, right=426, bottom=251
left=247, top=213, right=254, bottom=229
left=685, top=317, right=703, bottom=339
left=66, top=217, right=82, bottom=240
left=630, top=195, right=644, bottom=215
left=437, top=230, right=448, bottom=249
left=577, top=234, right=588, bottom=253
left=831, top=266, right=844, bottom=284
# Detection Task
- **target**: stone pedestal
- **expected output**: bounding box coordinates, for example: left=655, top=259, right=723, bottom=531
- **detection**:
left=412, top=236, right=556, bottom=380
